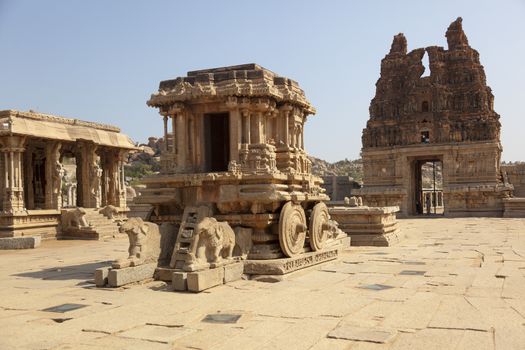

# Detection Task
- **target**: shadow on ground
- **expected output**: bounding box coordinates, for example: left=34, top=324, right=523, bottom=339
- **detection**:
left=12, top=261, right=112, bottom=280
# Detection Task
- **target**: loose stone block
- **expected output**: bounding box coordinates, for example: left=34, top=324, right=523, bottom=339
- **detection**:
left=155, top=267, right=177, bottom=282
left=94, top=267, right=110, bottom=287
left=223, top=262, right=244, bottom=283
left=107, top=263, right=156, bottom=287
left=0, top=236, right=41, bottom=249
left=172, top=272, right=188, bottom=291
left=187, top=268, right=224, bottom=292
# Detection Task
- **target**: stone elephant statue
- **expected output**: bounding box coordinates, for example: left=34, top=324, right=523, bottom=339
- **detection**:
left=191, top=217, right=235, bottom=268
left=112, top=217, right=161, bottom=269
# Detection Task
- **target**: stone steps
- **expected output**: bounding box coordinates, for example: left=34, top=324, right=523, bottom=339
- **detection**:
left=68, top=209, right=119, bottom=240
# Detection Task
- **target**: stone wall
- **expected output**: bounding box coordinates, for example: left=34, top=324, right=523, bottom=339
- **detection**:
left=502, top=163, right=525, bottom=197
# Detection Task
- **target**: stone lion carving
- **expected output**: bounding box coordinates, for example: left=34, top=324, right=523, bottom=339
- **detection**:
left=112, top=217, right=161, bottom=269
left=191, top=217, right=235, bottom=267
left=99, top=205, right=119, bottom=220
left=61, top=208, right=89, bottom=230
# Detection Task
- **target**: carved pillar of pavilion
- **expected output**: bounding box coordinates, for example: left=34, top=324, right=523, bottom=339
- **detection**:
left=281, top=104, right=292, bottom=147
left=253, top=99, right=269, bottom=144
left=241, top=109, right=251, bottom=145
left=117, top=150, right=127, bottom=209
left=78, top=141, right=101, bottom=208
left=226, top=97, right=241, bottom=164
left=275, top=104, right=293, bottom=173
left=106, top=149, right=118, bottom=208
left=176, top=112, right=185, bottom=171
left=24, top=144, right=34, bottom=210
left=159, top=111, right=173, bottom=173
left=168, top=103, right=186, bottom=172
left=301, top=116, right=306, bottom=150
left=105, top=148, right=127, bottom=209
left=0, top=136, right=27, bottom=214
left=44, top=141, right=63, bottom=210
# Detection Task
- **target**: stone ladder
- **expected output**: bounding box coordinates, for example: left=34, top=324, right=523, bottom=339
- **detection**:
left=74, top=208, right=121, bottom=240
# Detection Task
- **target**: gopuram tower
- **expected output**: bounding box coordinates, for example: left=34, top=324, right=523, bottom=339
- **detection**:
left=357, top=18, right=512, bottom=217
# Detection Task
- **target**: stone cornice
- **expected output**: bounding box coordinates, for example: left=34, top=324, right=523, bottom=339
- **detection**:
left=0, top=110, right=121, bottom=133
left=147, top=64, right=316, bottom=115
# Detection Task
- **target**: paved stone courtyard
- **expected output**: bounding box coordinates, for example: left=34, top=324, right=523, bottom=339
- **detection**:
left=1, top=218, right=524, bottom=350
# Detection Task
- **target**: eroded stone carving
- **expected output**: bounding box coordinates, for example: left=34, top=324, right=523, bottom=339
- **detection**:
left=90, top=160, right=102, bottom=208
left=61, top=208, right=89, bottom=230
left=190, top=217, right=235, bottom=268
left=344, top=196, right=363, bottom=207
left=99, top=204, right=119, bottom=220
left=113, top=217, right=161, bottom=269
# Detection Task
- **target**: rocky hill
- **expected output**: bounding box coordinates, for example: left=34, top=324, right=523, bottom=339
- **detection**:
left=125, top=137, right=163, bottom=184
left=309, top=156, right=363, bottom=181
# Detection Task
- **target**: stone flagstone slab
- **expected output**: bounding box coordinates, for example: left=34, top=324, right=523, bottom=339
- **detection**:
left=117, top=324, right=196, bottom=344
left=327, top=325, right=397, bottom=343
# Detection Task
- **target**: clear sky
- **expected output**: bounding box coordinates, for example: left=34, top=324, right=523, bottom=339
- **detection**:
left=1, top=0, right=524, bottom=162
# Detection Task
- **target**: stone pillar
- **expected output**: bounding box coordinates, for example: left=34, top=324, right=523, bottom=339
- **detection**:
left=45, top=141, right=63, bottom=210
left=24, top=145, right=34, bottom=210
left=291, top=125, right=297, bottom=148
left=78, top=142, right=101, bottom=208
left=229, top=109, right=240, bottom=162
left=274, top=112, right=281, bottom=144
left=176, top=112, right=186, bottom=170
left=104, top=148, right=127, bottom=210
left=171, top=113, right=177, bottom=154
left=254, top=112, right=263, bottom=144
left=300, top=118, right=305, bottom=149
left=242, top=110, right=251, bottom=144
left=195, top=114, right=203, bottom=172
left=163, top=115, right=168, bottom=152
left=0, top=136, right=26, bottom=214
left=106, top=149, right=118, bottom=208
left=118, top=150, right=127, bottom=209
left=67, top=185, right=73, bottom=207
left=289, top=110, right=295, bottom=147
left=187, top=113, right=194, bottom=170
left=281, top=106, right=292, bottom=146
left=265, top=112, right=273, bottom=144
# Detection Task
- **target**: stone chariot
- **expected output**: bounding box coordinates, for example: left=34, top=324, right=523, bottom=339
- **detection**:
left=137, top=64, right=346, bottom=287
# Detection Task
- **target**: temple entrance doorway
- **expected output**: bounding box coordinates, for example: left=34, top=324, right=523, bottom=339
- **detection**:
left=413, top=159, right=444, bottom=216
left=204, top=113, right=230, bottom=172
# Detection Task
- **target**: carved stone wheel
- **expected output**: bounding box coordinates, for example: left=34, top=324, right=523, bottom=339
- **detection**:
left=309, top=202, right=330, bottom=251
left=279, top=201, right=307, bottom=257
